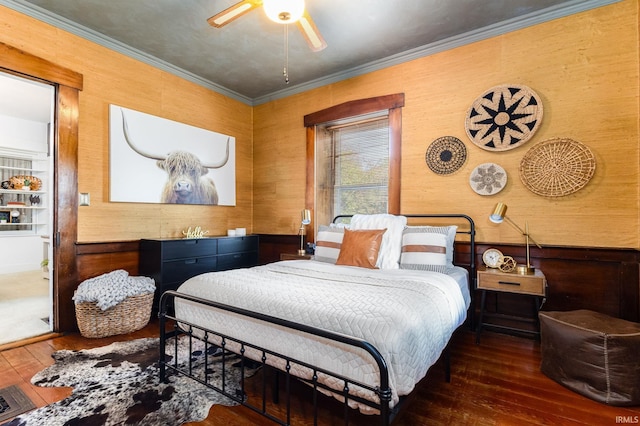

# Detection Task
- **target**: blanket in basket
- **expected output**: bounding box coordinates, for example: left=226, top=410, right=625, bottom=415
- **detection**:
left=73, top=270, right=156, bottom=338
left=73, top=270, right=155, bottom=310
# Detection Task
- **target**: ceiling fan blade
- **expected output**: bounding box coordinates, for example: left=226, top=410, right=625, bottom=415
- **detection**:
left=207, top=0, right=262, bottom=28
left=296, top=10, right=327, bottom=52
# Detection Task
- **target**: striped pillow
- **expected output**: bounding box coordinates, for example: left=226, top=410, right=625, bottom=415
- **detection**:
left=399, top=227, right=451, bottom=273
left=407, top=225, right=457, bottom=265
left=314, top=225, right=345, bottom=264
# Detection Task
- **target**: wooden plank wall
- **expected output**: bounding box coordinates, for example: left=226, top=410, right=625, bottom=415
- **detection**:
left=252, top=1, right=640, bottom=250
left=2, top=2, right=638, bottom=330
left=0, top=5, right=254, bottom=244
left=71, top=237, right=639, bottom=333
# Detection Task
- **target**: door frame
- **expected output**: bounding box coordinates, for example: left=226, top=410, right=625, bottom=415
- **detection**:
left=0, top=42, right=83, bottom=331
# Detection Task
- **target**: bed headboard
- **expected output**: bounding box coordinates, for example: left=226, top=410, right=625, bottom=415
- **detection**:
left=332, top=214, right=477, bottom=320
left=332, top=213, right=475, bottom=267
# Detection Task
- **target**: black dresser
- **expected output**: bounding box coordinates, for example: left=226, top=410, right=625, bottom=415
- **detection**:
left=139, top=235, right=259, bottom=312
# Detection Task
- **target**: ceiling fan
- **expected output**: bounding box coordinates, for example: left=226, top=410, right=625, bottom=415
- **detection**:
left=208, top=0, right=327, bottom=52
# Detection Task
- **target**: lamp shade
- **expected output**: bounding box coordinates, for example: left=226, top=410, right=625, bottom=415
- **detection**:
left=489, top=202, right=507, bottom=224
left=263, top=0, right=305, bottom=24
left=301, top=209, right=311, bottom=225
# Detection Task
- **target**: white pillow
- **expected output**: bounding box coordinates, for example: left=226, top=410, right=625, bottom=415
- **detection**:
left=402, top=225, right=457, bottom=267
left=314, top=225, right=345, bottom=264
left=399, top=227, right=450, bottom=273
left=350, top=214, right=407, bottom=269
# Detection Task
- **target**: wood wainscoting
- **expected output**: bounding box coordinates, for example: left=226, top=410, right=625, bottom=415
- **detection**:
left=68, top=237, right=639, bottom=333
left=258, top=234, right=303, bottom=265
left=259, top=235, right=640, bottom=327
left=76, top=241, right=140, bottom=282
left=64, top=241, right=141, bottom=331
left=473, top=242, right=640, bottom=324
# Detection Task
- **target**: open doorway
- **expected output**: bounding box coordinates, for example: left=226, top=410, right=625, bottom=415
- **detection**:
left=0, top=71, right=55, bottom=345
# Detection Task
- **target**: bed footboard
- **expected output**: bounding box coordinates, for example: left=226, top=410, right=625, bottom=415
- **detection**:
left=159, top=290, right=395, bottom=425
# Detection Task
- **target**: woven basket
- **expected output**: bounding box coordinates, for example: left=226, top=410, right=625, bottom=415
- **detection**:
left=519, top=137, right=596, bottom=197
left=75, top=292, right=154, bottom=338
left=465, top=84, right=543, bottom=152
left=9, top=175, right=42, bottom=190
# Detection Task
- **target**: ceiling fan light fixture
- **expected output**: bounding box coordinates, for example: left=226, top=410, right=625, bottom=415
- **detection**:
left=297, top=12, right=327, bottom=51
left=211, top=3, right=253, bottom=26
left=263, top=0, right=305, bottom=24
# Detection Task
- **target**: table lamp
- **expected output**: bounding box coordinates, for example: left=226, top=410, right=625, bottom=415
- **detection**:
left=489, top=202, right=541, bottom=275
left=298, top=209, right=311, bottom=255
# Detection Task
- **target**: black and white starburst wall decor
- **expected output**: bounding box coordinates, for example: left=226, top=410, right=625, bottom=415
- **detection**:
left=465, top=84, right=543, bottom=151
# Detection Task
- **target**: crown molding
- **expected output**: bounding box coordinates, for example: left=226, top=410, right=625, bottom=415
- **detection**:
left=0, top=0, right=253, bottom=104
left=253, top=0, right=621, bottom=105
left=0, top=0, right=621, bottom=107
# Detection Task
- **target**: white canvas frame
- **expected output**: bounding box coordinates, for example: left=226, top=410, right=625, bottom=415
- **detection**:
left=109, top=105, right=236, bottom=205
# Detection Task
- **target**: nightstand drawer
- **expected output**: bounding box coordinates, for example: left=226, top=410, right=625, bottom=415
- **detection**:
left=476, top=268, right=547, bottom=343
left=477, top=271, right=545, bottom=296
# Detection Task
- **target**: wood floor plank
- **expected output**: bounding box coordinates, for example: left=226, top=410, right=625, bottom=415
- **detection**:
left=2, top=346, right=44, bottom=383
left=1, top=321, right=639, bottom=425
left=22, top=339, right=56, bottom=366
left=0, top=352, right=22, bottom=388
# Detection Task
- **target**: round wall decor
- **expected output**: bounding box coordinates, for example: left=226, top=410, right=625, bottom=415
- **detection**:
left=465, top=84, right=543, bottom=152
left=519, top=137, right=596, bottom=198
left=425, top=136, right=467, bottom=175
left=469, top=163, right=507, bottom=195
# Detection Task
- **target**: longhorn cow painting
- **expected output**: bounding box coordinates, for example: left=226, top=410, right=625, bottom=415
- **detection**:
left=109, top=105, right=235, bottom=205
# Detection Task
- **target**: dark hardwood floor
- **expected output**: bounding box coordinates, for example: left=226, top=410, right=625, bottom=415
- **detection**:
left=1, top=321, right=638, bottom=425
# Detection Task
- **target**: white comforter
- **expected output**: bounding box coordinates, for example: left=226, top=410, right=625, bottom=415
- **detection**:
left=175, top=260, right=468, bottom=412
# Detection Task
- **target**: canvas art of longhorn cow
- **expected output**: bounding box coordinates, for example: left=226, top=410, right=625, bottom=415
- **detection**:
left=120, top=111, right=230, bottom=205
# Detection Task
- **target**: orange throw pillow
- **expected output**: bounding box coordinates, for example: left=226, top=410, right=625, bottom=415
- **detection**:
left=336, top=228, right=386, bottom=269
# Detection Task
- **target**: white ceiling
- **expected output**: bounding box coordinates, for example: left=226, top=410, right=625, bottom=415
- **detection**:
left=0, top=0, right=620, bottom=106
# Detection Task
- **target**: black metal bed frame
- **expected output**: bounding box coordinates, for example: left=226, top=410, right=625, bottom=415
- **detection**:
left=158, top=214, right=475, bottom=425
left=159, top=291, right=395, bottom=425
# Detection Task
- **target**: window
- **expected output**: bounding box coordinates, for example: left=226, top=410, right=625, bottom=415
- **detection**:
left=315, top=115, right=389, bottom=225
left=304, top=94, right=404, bottom=228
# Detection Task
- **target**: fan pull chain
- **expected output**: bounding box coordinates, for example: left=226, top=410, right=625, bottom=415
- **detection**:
left=283, top=24, right=289, bottom=84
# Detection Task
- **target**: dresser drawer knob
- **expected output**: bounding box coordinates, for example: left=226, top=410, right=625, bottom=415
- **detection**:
left=498, top=280, right=521, bottom=286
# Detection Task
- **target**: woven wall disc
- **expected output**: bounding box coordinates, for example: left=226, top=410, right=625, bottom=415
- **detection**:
left=425, top=136, right=467, bottom=175
left=469, top=163, right=507, bottom=195
left=465, top=84, right=543, bottom=151
left=519, top=137, right=596, bottom=197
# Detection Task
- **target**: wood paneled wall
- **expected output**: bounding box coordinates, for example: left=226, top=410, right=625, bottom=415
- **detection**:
left=2, top=1, right=639, bottom=330
left=72, top=238, right=639, bottom=335
left=0, top=5, right=254, bottom=243
left=266, top=236, right=640, bottom=322
left=253, top=0, right=639, bottom=250
left=473, top=242, right=640, bottom=323
left=64, top=241, right=138, bottom=331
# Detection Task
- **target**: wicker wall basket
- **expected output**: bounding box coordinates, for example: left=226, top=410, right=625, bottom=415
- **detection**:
left=425, top=136, right=467, bottom=175
left=519, top=137, right=596, bottom=198
left=465, top=84, right=543, bottom=152
left=75, top=292, right=154, bottom=338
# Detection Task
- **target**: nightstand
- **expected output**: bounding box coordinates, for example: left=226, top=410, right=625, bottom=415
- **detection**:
left=476, top=268, right=547, bottom=343
left=280, top=253, right=312, bottom=261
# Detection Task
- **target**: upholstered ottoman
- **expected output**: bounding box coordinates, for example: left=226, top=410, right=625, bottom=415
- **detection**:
left=539, top=310, right=640, bottom=406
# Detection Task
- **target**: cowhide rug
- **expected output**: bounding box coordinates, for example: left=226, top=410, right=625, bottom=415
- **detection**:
left=3, top=336, right=259, bottom=426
